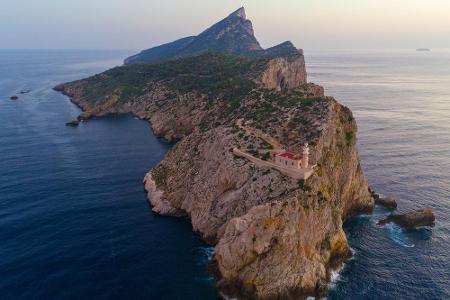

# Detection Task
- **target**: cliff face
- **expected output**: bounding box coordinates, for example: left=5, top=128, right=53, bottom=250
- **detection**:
left=142, top=98, right=372, bottom=299
left=55, top=7, right=374, bottom=299
left=260, top=55, right=307, bottom=91
left=211, top=101, right=372, bottom=299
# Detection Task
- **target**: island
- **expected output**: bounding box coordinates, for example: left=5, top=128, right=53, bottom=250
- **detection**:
left=55, top=7, right=375, bottom=299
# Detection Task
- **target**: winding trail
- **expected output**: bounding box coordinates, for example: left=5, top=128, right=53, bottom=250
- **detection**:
left=234, top=119, right=315, bottom=180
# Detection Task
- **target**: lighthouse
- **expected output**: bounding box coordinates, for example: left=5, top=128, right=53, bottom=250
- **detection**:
left=302, top=143, right=309, bottom=169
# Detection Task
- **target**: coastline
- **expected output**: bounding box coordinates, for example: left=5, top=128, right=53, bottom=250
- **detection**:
left=143, top=172, right=187, bottom=217
left=54, top=73, right=374, bottom=299
left=6, top=47, right=448, bottom=300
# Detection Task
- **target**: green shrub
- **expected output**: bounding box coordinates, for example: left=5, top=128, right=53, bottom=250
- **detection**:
left=345, top=131, right=354, bottom=144
left=261, top=152, right=271, bottom=161
left=153, top=165, right=168, bottom=187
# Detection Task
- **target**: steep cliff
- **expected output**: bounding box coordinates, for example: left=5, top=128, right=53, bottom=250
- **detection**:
left=210, top=100, right=372, bottom=299
left=140, top=96, right=372, bottom=299
left=55, top=7, right=374, bottom=299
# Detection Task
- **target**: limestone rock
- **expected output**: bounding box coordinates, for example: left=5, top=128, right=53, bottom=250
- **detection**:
left=260, top=55, right=307, bottom=91
left=378, top=208, right=435, bottom=228
left=213, top=198, right=352, bottom=299
left=65, top=119, right=80, bottom=127
left=375, top=196, right=397, bottom=209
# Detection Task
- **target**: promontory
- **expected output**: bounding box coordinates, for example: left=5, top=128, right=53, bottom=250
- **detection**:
left=55, top=7, right=374, bottom=299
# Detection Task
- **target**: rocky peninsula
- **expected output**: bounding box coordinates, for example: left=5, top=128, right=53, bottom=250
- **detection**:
left=55, top=7, right=375, bottom=299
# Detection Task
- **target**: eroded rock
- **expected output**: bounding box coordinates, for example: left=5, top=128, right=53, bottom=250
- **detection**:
left=260, top=54, right=307, bottom=91
left=375, top=196, right=397, bottom=209
left=65, top=119, right=80, bottom=127
left=378, top=208, right=435, bottom=229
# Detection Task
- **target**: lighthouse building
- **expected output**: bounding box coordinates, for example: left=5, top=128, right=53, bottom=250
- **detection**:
left=274, top=143, right=310, bottom=170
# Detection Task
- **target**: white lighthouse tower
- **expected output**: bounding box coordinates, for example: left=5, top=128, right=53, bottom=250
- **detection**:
left=302, top=143, right=309, bottom=169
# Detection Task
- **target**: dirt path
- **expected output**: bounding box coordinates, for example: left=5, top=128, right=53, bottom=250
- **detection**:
left=233, top=148, right=313, bottom=180
left=236, top=119, right=284, bottom=151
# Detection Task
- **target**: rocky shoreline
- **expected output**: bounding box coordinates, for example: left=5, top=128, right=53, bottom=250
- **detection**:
left=56, top=67, right=371, bottom=300
left=53, top=7, right=381, bottom=299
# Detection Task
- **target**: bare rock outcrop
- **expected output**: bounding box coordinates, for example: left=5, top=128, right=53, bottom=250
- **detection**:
left=261, top=54, right=307, bottom=91
left=375, top=196, right=398, bottom=209
left=378, top=208, right=435, bottom=229
left=65, top=119, right=80, bottom=127
left=213, top=196, right=351, bottom=299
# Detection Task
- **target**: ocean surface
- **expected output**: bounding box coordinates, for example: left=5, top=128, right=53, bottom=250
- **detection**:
left=307, top=49, right=450, bottom=299
left=0, top=50, right=218, bottom=299
left=0, top=49, right=449, bottom=299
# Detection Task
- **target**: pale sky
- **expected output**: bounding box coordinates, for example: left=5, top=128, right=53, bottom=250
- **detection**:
left=1, top=0, right=449, bottom=50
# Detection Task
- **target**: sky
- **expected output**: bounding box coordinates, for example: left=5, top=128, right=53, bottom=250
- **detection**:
left=1, top=0, right=450, bottom=50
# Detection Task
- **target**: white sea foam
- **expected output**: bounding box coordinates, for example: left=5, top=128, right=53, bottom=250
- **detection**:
left=329, top=267, right=343, bottom=289
left=384, top=223, right=415, bottom=248
left=199, top=246, right=215, bottom=260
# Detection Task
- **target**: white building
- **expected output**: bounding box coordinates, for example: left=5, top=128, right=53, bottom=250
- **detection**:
left=274, top=143, right=309, bottom=170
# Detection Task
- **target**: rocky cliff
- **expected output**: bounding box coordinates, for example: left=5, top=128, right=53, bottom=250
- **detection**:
left=55, top=7, right=374, bottom=299
left=141, top=96, right=372, bottom=299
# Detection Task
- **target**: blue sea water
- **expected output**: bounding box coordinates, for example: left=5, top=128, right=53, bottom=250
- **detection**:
left=307, top=49, right=450, bottom=299
left=0, top=50, right=218, bottom=299
left=0, top=49, right=449, bottom=299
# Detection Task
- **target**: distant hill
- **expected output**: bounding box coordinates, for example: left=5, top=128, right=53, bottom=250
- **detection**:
left=124, top=7, right=300, bottom=64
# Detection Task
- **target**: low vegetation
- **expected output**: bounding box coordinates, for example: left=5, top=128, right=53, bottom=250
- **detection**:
left=80, top=52, right=268, bottom=106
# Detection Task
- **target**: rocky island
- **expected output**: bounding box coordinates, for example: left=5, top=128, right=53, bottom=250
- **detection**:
left=55, top=7, right=375, bottom=299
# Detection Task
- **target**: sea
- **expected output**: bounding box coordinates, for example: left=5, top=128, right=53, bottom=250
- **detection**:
left=0, top=49, right=449, bottom=299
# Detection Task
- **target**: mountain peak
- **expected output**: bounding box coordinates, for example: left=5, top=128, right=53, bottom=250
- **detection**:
left=230, top=7, right=246, bottom=19
left=124, top=7, right=303, bottom=64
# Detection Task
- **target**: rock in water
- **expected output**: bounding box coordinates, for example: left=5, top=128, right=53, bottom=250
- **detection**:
left=10, top=96, right=18, bottom=100
left=65, top=119, right=80, bottom=127
left=375, top=196, right=397, bottom=209
left=378, top=208, right=435, bottom=228
left=368, top=187, right=380, bottom=200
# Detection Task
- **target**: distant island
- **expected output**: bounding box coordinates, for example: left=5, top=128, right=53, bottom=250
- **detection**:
left=416, top=48, right=431, bottom=52
left=55, top=7, right=378, bottom=299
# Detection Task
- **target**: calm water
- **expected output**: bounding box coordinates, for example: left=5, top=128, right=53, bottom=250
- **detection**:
left=307, top=49, right=450, bottom=299
left=0, top=50, right=218, bottom=299
left=0, top=49, right=449, bottom=300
